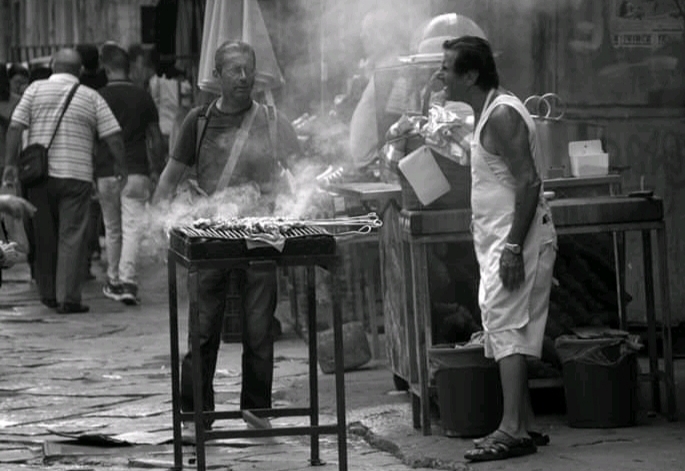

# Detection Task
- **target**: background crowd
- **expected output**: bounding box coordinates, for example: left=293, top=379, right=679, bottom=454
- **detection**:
left=0, top=41, right=192, bottom=311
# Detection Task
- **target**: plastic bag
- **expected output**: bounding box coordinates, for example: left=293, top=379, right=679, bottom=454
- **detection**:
left=383, top=103, right=474, bottom=167
left=555, top=332, right=642, bottom=367
left=421, top=103, right=474, bottom=166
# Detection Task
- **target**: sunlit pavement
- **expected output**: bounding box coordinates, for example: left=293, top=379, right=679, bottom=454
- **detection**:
left=1, top=260, right=684, bottom=470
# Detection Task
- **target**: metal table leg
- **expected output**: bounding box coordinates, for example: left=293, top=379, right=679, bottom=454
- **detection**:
left=401, top=239, right=421, bottom=430
left=331, top=262, right=348, bottom=471
left=168, top=254, right=182, bottom=470
left=189, top=267, right=207, bottom=470
left=641, top=230, right=661, bottom=414
left=306, top=266, right=322, bottom=465
left=409, top=241, right=432, bottom=435
left=656, top=225, right=678, bottom=421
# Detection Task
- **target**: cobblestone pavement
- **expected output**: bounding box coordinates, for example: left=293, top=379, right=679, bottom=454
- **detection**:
left=1, top=260, right=684, bottom=471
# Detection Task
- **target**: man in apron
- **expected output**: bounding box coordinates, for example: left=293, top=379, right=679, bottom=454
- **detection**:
left=438, top=36, right=557, bottom=462
left=152, top=40, right=301, bottom=441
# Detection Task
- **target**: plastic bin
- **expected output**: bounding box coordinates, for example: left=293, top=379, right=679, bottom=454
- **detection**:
left=556, top=336, right=639, bottom=428
left=428, top=344, right=502, bottom=437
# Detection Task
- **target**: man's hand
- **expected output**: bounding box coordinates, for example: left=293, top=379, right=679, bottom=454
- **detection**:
left=499, top=249, right=525, bottom=290
left=115, top=171, right=128, bottom=189
left=2, top=165, right=18, bottom=187
left=0, top=194, right=37, bottom=219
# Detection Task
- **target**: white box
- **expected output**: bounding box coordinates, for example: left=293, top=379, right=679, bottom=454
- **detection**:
left=568, top=140, right=609, bottom=177
left=398, top=145, right=451, bottom=206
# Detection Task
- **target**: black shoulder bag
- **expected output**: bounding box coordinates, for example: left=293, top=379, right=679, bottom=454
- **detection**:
left=18, top=84, right=79, bottom=187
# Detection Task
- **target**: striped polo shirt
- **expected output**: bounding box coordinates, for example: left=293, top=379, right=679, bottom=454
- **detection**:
left=11, top=73, right=121, bottom=182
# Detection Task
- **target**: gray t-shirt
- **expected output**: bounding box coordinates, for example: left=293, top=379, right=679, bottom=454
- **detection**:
left=172, top=101, right=300, bottom=196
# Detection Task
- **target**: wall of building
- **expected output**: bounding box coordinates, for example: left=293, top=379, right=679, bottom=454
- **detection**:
left=2, top=0, right=156, bottom=62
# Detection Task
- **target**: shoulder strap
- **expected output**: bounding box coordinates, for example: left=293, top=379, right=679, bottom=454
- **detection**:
left=47, top=84, right=79, bottom=150
left=265, top=103, right=279, bottom=164
left=215, top=101, right=260, bottom=190
left=195, top=98, right=218, bottom=157
left=263, top=91, right=281, bottom=167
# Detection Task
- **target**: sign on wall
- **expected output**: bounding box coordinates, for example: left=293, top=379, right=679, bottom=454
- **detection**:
left=557, top=0, right=685, bottom=105
left=610, top=0, right=684, bottom=48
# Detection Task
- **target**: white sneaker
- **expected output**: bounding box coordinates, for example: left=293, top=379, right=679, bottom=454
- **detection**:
left=242, top=410, right=272, bottom=430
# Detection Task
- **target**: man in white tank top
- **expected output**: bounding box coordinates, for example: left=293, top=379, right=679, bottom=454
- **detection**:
left=437, top=36, right=557, bottom=462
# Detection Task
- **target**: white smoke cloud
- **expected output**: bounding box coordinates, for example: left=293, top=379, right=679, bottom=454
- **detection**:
left=138, top=159, right=334, bottom=262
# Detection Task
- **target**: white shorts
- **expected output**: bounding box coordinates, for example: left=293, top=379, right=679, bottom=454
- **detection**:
left=484, top=241, right=556, bottom=362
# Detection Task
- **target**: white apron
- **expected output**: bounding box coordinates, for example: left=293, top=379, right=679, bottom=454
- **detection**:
left=470, top=90, right=557, bottom=334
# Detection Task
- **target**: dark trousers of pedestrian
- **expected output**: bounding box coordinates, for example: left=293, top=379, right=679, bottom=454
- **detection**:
left=20, top=183, right=36, bottom=280
left=26, top=177, right=91, bottom=305
left=180, top=265, right=278, bottom=424
left=84, top=197, right=102, bottom=279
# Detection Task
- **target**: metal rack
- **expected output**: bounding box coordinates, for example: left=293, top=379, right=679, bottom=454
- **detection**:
left=167, top=227, right=347, bottom=471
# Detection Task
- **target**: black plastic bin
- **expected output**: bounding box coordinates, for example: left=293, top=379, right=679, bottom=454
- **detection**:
left=556, top=336, right=640, bottom=428
left=428, top=344, right=503, bottom=437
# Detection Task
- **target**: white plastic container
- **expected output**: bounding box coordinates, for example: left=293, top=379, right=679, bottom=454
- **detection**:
left=568, top=140, right=609, bottom=177
left=398, top=145, right=451, bottom=206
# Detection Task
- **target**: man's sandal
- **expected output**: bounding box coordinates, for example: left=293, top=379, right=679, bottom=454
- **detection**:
left=473, top=429, right=549, bottom=447
left=465, top=430, right=537, bottom=462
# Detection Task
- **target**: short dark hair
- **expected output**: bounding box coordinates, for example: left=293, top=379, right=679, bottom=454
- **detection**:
left=214, top=40, right=256, bottom=72
left=101, top=44, right=129, bottom=75
left=76, top=44, right=99, bottom=72
left=442, top=36, right=499, bottom=91
left=8, top=63, right=29, bottom=80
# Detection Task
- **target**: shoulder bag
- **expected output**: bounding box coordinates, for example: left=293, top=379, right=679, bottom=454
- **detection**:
left=18, top=84, right=79, bottom=187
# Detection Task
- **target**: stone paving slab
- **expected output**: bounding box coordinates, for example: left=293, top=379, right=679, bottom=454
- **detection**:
left=1, top=260, right=684, bottom=471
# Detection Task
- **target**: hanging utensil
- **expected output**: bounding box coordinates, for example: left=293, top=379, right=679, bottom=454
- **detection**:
left=524, top=93, right=606, bottom=179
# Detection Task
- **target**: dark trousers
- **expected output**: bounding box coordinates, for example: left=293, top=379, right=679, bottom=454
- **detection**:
left=26, top=177, right=91, bottom=304
left=83, top=196, right=102, bottom=279
left=180, top=265, right=278, bottom=419
left=20, top=183, right=36, bottom=279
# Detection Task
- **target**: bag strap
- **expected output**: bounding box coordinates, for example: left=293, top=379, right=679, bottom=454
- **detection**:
left=264, top=91, right=279, bottom=166
left=47, top=84, right=79, bottom=151
left=215, top=101, right=260, bottom=190
left=195, top=98, right=218, bottom=157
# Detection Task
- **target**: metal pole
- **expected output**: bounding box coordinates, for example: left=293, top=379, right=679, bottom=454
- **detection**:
left=320, top=0, right=326, bottom=117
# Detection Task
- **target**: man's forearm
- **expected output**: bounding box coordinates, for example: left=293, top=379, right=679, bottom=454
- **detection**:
left=4, top=125, right=24, bottom=167
left=151, top=159, right=188, bottom=205
left=146, top=125, right=166, bottom=176
left=103, top=133, right=127, bottom=177
left=507, top=180, right=541, bottom=247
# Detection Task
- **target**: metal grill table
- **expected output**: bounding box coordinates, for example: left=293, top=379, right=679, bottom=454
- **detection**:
left=167, top=225, right=347, bottom=471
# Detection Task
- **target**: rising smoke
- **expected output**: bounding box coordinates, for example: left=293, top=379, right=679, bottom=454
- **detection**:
left=138, top=158, right=335, bottom=262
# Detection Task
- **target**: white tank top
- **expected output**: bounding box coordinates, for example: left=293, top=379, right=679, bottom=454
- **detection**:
left=470, top=90, right=546, bottom=223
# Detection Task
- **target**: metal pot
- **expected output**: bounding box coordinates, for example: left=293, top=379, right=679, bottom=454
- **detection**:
left=525, top=94, right=606, bottom=178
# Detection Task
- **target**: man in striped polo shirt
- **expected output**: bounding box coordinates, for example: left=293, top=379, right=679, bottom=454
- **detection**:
left=2, top=48, right=127, bottom=314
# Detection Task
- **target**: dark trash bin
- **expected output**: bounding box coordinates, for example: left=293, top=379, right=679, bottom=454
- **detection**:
left=428, top=343, right=503, bottom=438
left=555, top=333, right=641, bottom=428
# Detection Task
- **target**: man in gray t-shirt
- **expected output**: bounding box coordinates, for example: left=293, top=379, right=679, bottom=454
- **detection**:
left=153, top=40, right=300, bottom=435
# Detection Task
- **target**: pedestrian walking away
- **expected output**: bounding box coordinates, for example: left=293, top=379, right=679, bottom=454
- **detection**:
left=2, top=48, right=127, bottom=314
left=96, top=43, right=165, bottom=305
left=76, top=43, right=109, bottom=282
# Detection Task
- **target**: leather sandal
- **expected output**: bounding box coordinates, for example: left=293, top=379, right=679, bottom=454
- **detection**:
left=474, top=429, right=549, bottom=447
left=465, top=430, right=537, bottom=462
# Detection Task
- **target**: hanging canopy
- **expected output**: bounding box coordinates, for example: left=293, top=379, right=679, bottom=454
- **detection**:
left=197, top=0, right=285, bottom=94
